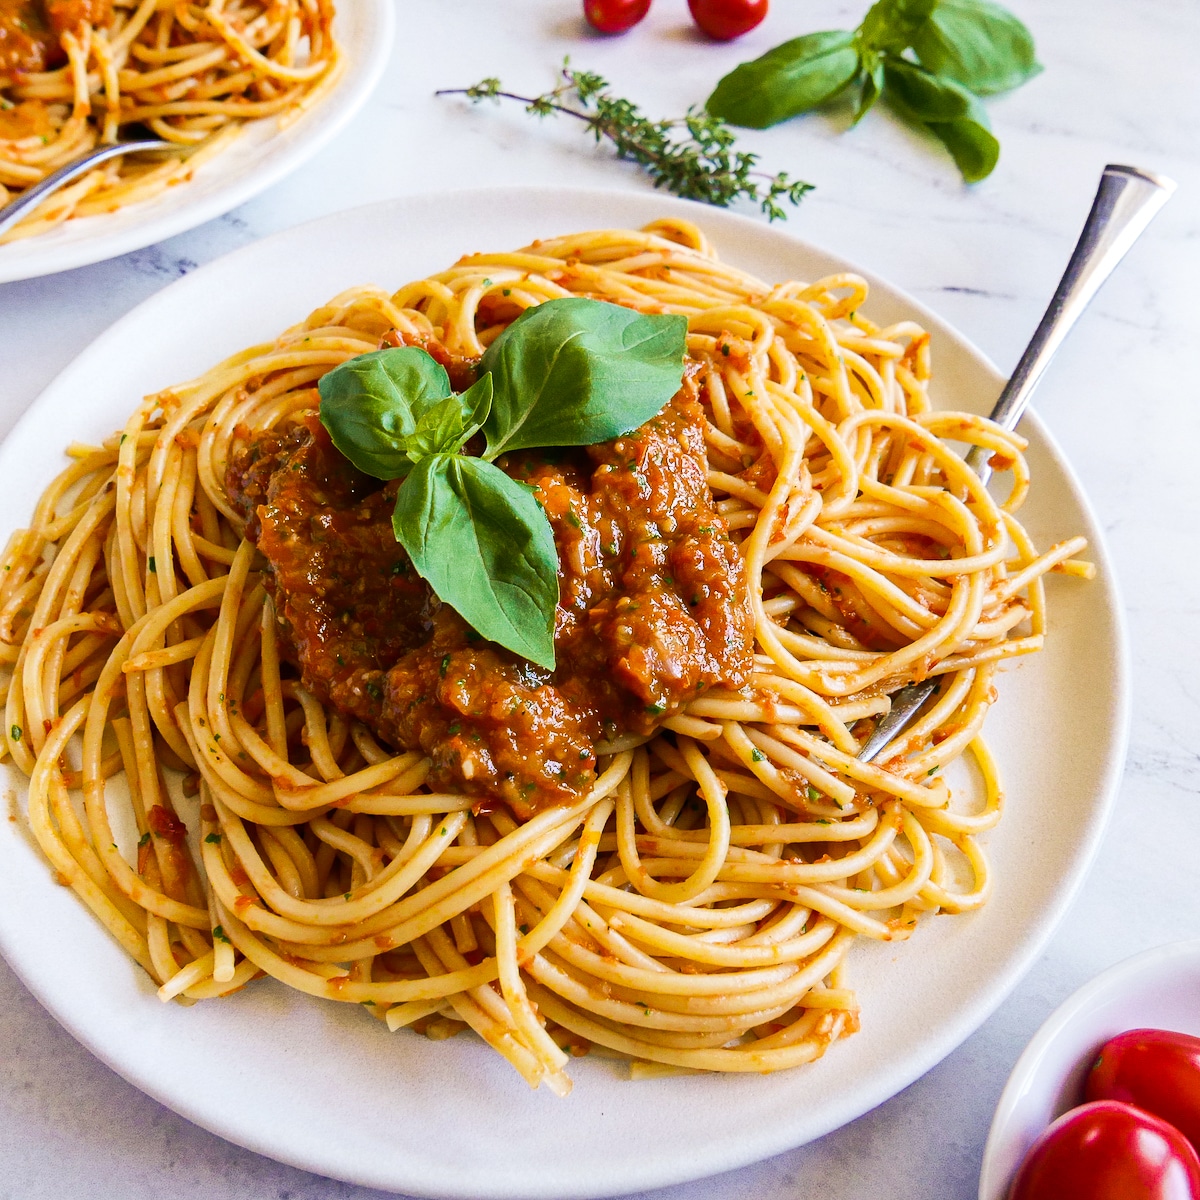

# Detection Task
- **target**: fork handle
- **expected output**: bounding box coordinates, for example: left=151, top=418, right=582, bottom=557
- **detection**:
left=857, top=163, right=1175, bottom=765
left=0, top=139, right=175, bottom=239
left=965, top=164, right=1176, bottom=485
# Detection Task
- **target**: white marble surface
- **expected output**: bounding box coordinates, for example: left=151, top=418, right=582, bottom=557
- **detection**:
left=1, top=1, right=1198, bottom=1197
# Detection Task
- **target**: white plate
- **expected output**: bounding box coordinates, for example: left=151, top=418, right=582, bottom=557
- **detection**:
left=979, top=940, right=1200, bottom=1200
left=0, top=0, right=394, bottom=284
left=0, top=187, right=1130, bottom=1199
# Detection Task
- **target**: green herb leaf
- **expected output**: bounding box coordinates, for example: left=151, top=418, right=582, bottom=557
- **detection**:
left=884, top=59, right=1000, bottom=181
left=479, top=298, right=687, bottom=459
left=441, top=63, right=813, bottom=220
left=392, top=455, right=558, bottom=668
left=854, top=53, right=885, bottom=124
left=404, top=374, right=493, bottom=463
left=912, top=0, right=1041, bottom=96
left=705, top=31, right=861, bottom=129
left=884, top=58, right=973, bottom=121
left=927, top=113, right=1000, bottom=182
left=318, top=348, right=454, bottom=480
left=858, top=0, right=937, bottom=53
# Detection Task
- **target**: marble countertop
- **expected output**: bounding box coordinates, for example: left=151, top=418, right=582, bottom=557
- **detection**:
left=2, top=2, right=1198, bottom=1197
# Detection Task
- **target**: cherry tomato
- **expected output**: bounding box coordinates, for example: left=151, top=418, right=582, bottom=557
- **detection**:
left=583, top=0, right=651, bottom=34
left=687, top=0, right=768, bottom=41
left=1087, top=1029, right=1200, bottom=1155
left=1009, top=1100, right=1200, bottom=1200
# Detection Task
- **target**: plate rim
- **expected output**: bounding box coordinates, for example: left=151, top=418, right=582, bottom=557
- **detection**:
left=0, top=0, right=396, bottom=284
left=0, top=185, right=1132, bottom=1199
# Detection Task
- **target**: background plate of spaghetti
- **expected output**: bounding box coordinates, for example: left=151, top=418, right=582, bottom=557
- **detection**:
left=0, top=187, right=1128, bottom=1198
left=0, top=0, right=392, bottom=283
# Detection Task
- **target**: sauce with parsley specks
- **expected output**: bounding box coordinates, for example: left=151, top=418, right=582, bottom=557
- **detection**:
left=0, top=0, right=111, bottom=73
left=227, top=346, right=753, bottom=818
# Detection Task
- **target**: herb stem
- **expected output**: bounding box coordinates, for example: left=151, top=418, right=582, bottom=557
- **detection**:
left=434, top=87, right=583, bottom=119
left=438, top=64, right=813, bottom=222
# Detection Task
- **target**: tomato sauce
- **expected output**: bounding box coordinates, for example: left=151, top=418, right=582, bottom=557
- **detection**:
left=227, top=356, right=754, bottom=817
left=0, top=0, right=110, bottom=73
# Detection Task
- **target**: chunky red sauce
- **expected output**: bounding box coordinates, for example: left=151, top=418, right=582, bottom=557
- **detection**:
left=0, top=0, right=110, bottom=73
left=227, top=351, right=754, bottom=817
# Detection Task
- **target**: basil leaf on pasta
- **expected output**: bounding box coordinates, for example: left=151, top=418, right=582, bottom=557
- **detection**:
left=404, top=374, right=494, bottom=463
left=479, top=297, right=687, bottom=459
left=319, top=347, right=454, bottom=480
left=392, top=454, right=559, bottom=669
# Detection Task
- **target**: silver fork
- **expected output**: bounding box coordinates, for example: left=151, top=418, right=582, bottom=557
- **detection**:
left=0, top=131, right=177, bottom=239
left=855, top=163, right=1176, bottom=764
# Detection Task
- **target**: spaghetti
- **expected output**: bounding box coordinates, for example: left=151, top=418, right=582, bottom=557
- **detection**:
left=0, top=0, right=339, bottom=242
left=0, top=220, right=1092, bottom=1093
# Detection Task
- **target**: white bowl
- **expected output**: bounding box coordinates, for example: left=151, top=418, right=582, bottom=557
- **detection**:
left=979, top=940, right=1200, bottom=1200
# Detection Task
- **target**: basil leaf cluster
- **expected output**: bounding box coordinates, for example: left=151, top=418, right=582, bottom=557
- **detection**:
left=317, top=297, right=688, bottom=669
left=706, top=0, right=1040, bottom=183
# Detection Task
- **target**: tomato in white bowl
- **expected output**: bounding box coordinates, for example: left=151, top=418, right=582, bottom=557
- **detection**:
left=980, top=942, right=1200, bottom=1200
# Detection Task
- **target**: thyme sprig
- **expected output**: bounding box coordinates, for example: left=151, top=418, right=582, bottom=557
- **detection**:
left=437, top=64, right=813, bottom=222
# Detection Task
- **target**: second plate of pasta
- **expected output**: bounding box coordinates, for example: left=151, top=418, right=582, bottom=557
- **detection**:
left=0, top=0, right=393, bottom=283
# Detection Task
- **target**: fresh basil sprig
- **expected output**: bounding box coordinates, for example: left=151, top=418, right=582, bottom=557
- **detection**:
left=480, top=297, right=691, bottom=457
left=705, top=0, right=1040, bottom=183
left=320, top=348, right=493, bottom=479
left=317, top=297, right=688, bottom=669
left=392, top=454, right=559, bottom=668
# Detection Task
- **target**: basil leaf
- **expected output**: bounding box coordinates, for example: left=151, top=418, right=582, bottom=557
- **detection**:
left=480, top=297, right=687, bottom=459
left=912, top=0, right=1041, bottom=96
left=884, top=58, right=973, bottom=121
left=705, top=31, right=861, bottom=129
left=858, top=0, right=937, bottom=54
left=854, top=54, right=885, bottom=124
left=405, top=374, right=493, bottom=462
left=927, top=112, right=1000, bottom=182
left=885, top=61, right=1000, bottom=182
left=319, top=348, right=452, bottom=480
left=392, top=455, right=558, bottom=669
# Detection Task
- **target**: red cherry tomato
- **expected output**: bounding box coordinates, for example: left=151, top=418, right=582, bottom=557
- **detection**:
left=1087, top=1029, right=1200, bottom=1156
left=1010, top=1101, right=1200, bottom=1200
left=687, top=0, right=768, bottom=40
left=583, top=0, right=651, bottom=34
